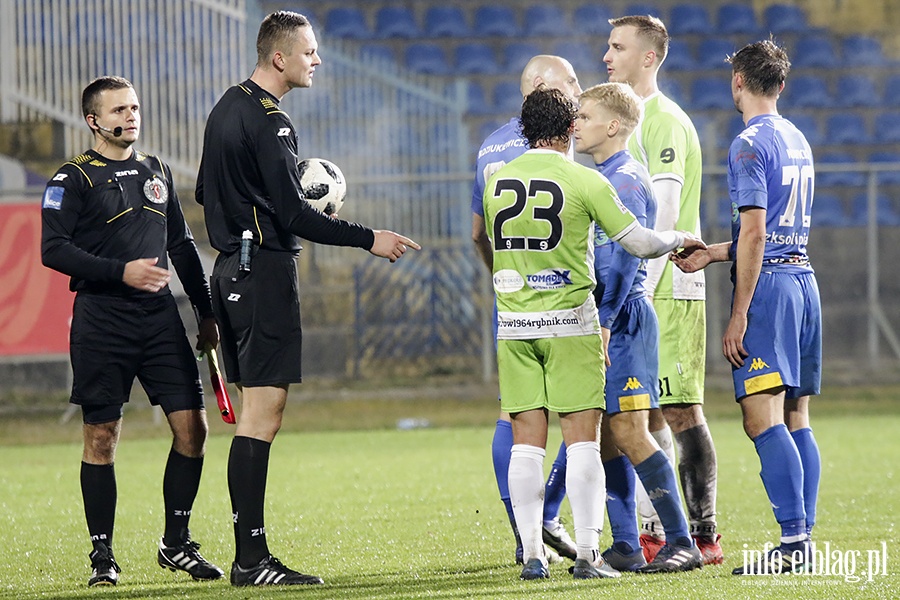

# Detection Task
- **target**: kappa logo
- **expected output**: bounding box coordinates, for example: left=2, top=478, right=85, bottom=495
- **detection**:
left=647, top=487, right=671, bottom=500
left=227, top=293, right=241, bottom=302
left=277, top=127, right=291, bottom=137
left=748, top=357, right=770, bottom=372
left=622, top=377, right=643, bottom=391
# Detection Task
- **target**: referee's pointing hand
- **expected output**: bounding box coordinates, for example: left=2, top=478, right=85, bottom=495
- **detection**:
left=123, top=257, right=171, bottom=293
left=369, top=230, right=421, bottom=263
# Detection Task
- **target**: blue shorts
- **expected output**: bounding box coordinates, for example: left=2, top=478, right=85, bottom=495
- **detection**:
left=732, top=270, right=822, bottom=400
left=604, top=297, right=661, bottom=414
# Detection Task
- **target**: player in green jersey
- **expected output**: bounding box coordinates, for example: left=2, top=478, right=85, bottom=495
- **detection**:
left=483, top=87, right=704, bottom=581
left=604, top=14, right=722, bottom=565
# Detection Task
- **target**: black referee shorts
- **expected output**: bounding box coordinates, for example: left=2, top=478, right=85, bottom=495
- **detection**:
left=69, top=294, right=204, bottom=416
left=211, top=248, right=303, bottom=387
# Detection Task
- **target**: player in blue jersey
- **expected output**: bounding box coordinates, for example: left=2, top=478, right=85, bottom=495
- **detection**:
left=471, top=55, right=582, bottom=565
left=671, top=39, right=822, bottom=575
left=574, top=83, right=702, bottom=574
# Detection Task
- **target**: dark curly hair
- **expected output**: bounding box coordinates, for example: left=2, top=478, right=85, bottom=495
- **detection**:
left=519, top=88, right=577, bottom=149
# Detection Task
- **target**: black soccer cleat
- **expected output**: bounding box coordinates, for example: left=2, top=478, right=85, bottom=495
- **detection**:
left=157, top=537, right=224, bottom=581
left=88, top=542, right=121, bottom=587
left=637, top=542, right=703, bottom=574
left=230, top=555, right=324, bottom=586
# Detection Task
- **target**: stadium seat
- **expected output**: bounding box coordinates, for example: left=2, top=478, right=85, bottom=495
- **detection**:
left=813, top=193, right=848, bottom=227
left=763, top=4, right=810, bottom=34
left=716, top=4, right=758, bottom=35
left=474, top=6, right=519, bottom=37
left=782, top=75, right=832, bottom=109
left=359, top=43, right=395, bottom=64
left=826, top=113, right=871, bottom=145
left=786, top=114, right=823, bottom=147
left=624, top=4, right=663, bottom=19
left=690, top=113, right=715, bottom=148
left=842, top=35, right=889, bottom=67
left=475, top=118, right=508, bottom=145
left=455, top=43, right=501, bottom=75
left=523, top=4, right=568, bottom=37
left=669, top=3, right=712, bottom=35
left=404, top=43, right=451, bottom=75
left=873, top=111, right=900, bottom=144
left=817, top=152, right=865, bottom=188
left=461, top=81, right=493, bottom=115
left=719, top=115, right=747, bottom=148
left=503, top=42, right=542, bottom=74
left=664, top=40, right=696, bottom=71
left=836, top=75, right=879, bottom=108
left=324, top=7, right=371, bottom=39
left=424, top=6, right=470, bottom=38
left=884, top=75, right=900, bottom=107
left=552, top=40, right=596, bottom=73
left=850, top=194, right=900, bottom=226
left=697, top=38, right=736, bottom=70
left=691, top=77, right=733, bottom=110
left=792, top=36, right=839, bottom=69
left=868, top=151, right=900, bottom=185
left=572, top=4, right=613, bottom=36
left=659, top=79, right=686, bottom=107
left=375, top=6, right=420, bottom=39
left=493, top=80, right=525, bottom=114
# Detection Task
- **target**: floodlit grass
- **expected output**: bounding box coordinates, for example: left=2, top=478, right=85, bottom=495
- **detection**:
left=0, top=389, right=898, bottom=599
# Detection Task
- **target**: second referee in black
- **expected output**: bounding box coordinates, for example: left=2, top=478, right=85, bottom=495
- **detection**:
left=196, top=11, right=420, bottom=586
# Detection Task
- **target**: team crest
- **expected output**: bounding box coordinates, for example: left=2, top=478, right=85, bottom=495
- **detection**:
left=143, top=176, right=168, bottom=204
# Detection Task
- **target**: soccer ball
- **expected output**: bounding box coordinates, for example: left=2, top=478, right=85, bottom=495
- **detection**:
left=298, top=158, right=347, bottom=216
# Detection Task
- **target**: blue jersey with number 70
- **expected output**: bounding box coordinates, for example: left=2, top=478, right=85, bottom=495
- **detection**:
left=727, top=114, right=815, bottom=274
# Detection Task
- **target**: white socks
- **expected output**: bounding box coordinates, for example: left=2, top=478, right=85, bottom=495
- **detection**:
left=637, top=425, right=676, bottom=538
left=509, top=444, right=546, bottom=563
left=566, top=441, right=604, bottom=562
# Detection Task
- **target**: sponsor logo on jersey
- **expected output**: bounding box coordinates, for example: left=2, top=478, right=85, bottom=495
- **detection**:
left=42, top=186, right=64, bottom=210
left=88, top=159, right=106, bottom=167
left=738, top=124, right=761, bottom=147
left=622, top=377, right=643, bottom=391
left=277, top=127, right=291, bottom=137
left=52, top=173, right=68, bottom=182
left=526, top=268, right=572, bottom=291
left=616, top=162, right=643, bottom=180
left=115, top=169, right=139, bottom=177
left=143, top=176, right=168, bottom=204
left=227, top=293, right=241, bottom=302
left=493, top=269, right=525, bottom=293
left=748, top=357, right=770, bottom=372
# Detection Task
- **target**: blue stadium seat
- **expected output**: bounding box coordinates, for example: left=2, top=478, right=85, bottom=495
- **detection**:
left=625, top=4, right=663, bottom=19
left=716, top=4, right=758, bottom=35
left=792, top=36, right=839, bottom=69
left=697, top=38, right=737, bottom=70
left=325, top=7, right=371, bottom=39
left=523, top=4, right=567, bottom=37
left=690, top=113, right=715, bottom=147
left=813, top=194, right=848, bottom=227
left=826, top=113, right=871, bottom=145
left=868, top=151, right=900, bottom=185
left=763, top=4, right=810, bottom=34
left=424, top=6, right=470, bottom=38
left=784, top=114, right=823, bottom=146
left=817, top=152, right=865, bottom=188
left=359, top=43, right=396, bottom=64
left=474, top=6, right=519, bottom=37
left=659, top=79, right=686, bottom=107
left=455, top=43, right=500, bottom=75
left=850, top=194, right=900, bottom=226
left=462, top=81, right=493, bottom=115
left=475, top=118, right=508, bottom=145
left=664, top=40, right=696, bottom=71
left=493, top=80, right=525, bottom=115
left=552, top=41, right=596, bottom=73
left=404, top=43, right=451, bottom=75
left=669, top=3, right=712, bottom=35
left=375, top=6, right=420, bottom=39
left=503, top=42, right=542, bottom=74
left=720, top=115, right=747, bottom=148
left=884, top=75, right=900, bottom=107
left=691, top=77, right=733, bottom=110
left=782, top=75, right=832, bottom=109
left=873, top=111, right=900, bottom=143
left=836, top=75, right=879, bottom=108
left=572, top=4, right=613, bottom=36
left=842, top=35, right=889, bottom=67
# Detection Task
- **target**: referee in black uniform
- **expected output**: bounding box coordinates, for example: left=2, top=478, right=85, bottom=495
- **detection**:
left=41, top=76, right=223, bottom=587
left=196, top=11, right=419, bottom=586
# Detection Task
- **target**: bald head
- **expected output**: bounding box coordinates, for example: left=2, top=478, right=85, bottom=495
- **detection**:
left=520, top=55, right=582, bottom=101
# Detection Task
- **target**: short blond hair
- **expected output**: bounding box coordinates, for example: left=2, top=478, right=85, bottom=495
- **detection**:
left=579, top=83, right=643, bottom=136
left=609, top=15, right=669, bottom=64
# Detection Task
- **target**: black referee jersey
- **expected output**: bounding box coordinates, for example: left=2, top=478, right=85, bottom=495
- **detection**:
left=41, top=149, right=213, bottom=316
left=196, top=78, right=374, bottom=255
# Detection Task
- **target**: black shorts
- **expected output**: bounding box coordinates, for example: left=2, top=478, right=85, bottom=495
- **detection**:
left=69, top=294, right=204, bottom=415
left=211, top=248, right=303, bottom=386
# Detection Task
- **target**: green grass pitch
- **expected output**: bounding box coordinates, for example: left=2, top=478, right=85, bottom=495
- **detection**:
left=0, top=391, right=898, bottom=599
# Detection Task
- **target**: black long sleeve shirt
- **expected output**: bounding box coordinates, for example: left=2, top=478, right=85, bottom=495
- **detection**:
left=41, top=149, right=214, bottom=318
left=196, top=79, right=374, bottom=254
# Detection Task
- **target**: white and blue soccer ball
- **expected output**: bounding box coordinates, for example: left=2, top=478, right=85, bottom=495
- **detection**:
left=298, top=157, right=347, bottom=216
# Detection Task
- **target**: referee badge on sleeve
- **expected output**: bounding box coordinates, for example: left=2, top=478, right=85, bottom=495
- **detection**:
left=143, top=176, right=168, bottom=204
left=42, top=186, right=64, bottom=210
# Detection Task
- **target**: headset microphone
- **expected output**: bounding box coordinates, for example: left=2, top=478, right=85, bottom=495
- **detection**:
left=91, top=116, right=123, bottom=137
